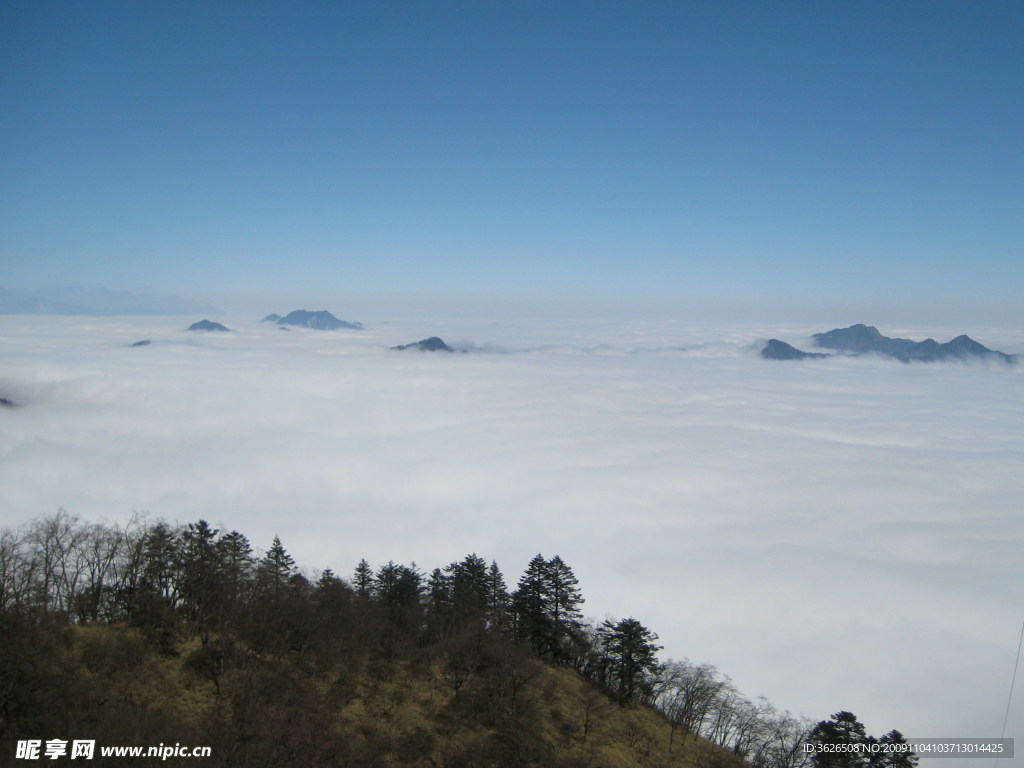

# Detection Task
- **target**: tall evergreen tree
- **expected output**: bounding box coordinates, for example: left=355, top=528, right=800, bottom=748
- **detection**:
left=373, top=561, right=424, bottom=653
left=352, top=558, right=373, bottom=598
left=425, top=567, right=452, bottom=640
left=140, top=521, right=180, bottom=608
left=546, top=555, right=584, bottom=659
left=129, top=521, right=182, bottom=651
left=177, top=520, right=222, bottom=637
left=373, top=561, right=402, bottom=603
left=216, top=530, right=253, bottom=619
left=447, top=553, right=490, bottom=628
left=257, top=536, right=297, bottom=597
left=598, top=617, right=662, bottom=704
left=511, top=554, right=585, bottom=660
left=373, top=562, right=423, bottom=614
left=485, top=560, right=509, bottom=633
left=512, top=553, right=550, bottom=655
left=808, top=711, right=871, bottom=768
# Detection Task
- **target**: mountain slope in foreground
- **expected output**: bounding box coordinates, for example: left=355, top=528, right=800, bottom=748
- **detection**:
left=1, top=619, right=749, bottom=768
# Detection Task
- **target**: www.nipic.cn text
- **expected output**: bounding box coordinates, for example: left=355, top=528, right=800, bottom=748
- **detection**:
left=15, top=740, right=212, bottom=761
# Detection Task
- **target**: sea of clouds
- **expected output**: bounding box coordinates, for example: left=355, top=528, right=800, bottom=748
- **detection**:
left=1, top=313, right=1022, bottom=747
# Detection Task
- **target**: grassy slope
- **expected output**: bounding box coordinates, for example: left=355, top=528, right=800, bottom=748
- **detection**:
left=1, top=622, right=749, bottom=768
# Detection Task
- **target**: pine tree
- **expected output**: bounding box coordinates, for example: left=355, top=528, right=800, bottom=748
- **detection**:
left=257, top=536, right=296, bottom=597
left=374, top=561, right=424, bottom=653
left=485, top=560, right=509, bottom=633
left=217, top=530, right=253, bottom=617
left=598, top=617, right=662, bottom=704
left=177, top=520, right=222, bottom=638
left=425, top=567, right=451, bottom=637
left=352, top=558, right=373, bottom=598
left=131, top=521, right=182, bottom=652
left=809, top=711, right=871, bottom=768
left=511, top=554, right=585, bottom=660
left=374, top=561, right=423, bottom=612
left=447, top=553, right=490, bottom=628
left=315, top=568, right=337, bottom=589
left=512, top=553, right=550, bottom=655
left=140, top=521, right=180, bottom=608
left=374, top=561, right=401, bottom=603
left=546, top=554, right=584, bottom=660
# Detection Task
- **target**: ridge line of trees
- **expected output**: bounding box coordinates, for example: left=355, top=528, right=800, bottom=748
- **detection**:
left=1, top=510, right=913, bottom=768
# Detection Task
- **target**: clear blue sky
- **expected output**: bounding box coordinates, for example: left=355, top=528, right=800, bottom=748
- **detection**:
left=2, top=1, right=1022, bottom=317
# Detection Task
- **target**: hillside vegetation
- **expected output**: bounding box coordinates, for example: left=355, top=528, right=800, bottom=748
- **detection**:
left=1, top=511, right=906, bottom=767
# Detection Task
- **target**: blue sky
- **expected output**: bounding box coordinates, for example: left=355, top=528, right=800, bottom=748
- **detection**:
left=2, top=1, right=1022, bottom=318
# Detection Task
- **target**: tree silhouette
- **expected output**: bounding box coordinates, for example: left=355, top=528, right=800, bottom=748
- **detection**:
left=352, top=558, right=373, bottom=597
left=808, top=711, right=870, bottom=768
left=257, top=535, right=296, bottom=597
left=598, top=617, right=662, bottom=704
left=177, top=520, right=221, bottom=640
left=511, top=554, right=584, bottom=660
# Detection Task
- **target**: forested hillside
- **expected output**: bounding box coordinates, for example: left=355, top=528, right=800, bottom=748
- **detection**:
left=1, top=512, right=910, bottom=767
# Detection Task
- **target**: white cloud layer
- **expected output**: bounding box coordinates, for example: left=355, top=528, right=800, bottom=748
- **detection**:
left=2, top=314, right=1022, bottom=747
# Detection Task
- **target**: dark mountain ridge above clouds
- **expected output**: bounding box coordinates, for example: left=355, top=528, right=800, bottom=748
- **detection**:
left=812, top=324, right=1016, bottom=364
left=760, top=324, right=1016, bottom=364
left=812, top=324, right=917, bottom=356
left=0, top=286, right=219, bottom=316
left=391, top=336, right=454, bottom=352
left=187, top=319, right=230, bottom=332
left=760, top=339, right=829, bottom=360
left=269, top=310, right=363, bottom=330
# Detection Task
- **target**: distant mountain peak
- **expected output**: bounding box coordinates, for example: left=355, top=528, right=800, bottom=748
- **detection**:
left=812, top=324, right=1015, bottom=364
left=187, top=319, right=230, bottom=332
left=760, top=339, right=829, bottom=360
left=812, top=324, right=916, bottom=356
left=846, top=323, right=881, bottom=336
left=274, top=310, right=362, bottom=330
left=391, top=336, right=454, bottom=352
left=945, top=335, right=987, bottom=353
